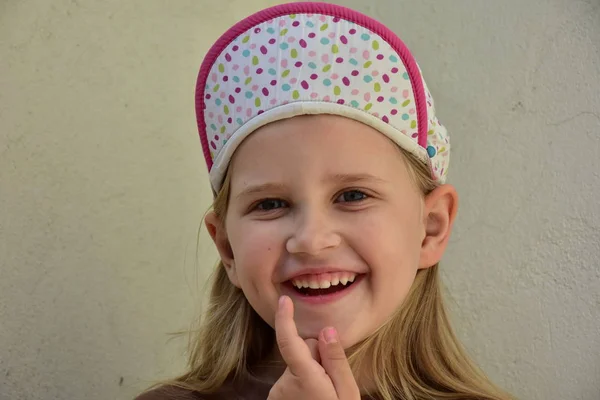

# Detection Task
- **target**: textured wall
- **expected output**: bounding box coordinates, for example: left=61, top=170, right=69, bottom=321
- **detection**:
left=1, top=0, right=599, bottom=399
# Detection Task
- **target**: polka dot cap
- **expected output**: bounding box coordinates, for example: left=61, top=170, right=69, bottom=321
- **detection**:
left=196, top=2, right=450, bottom=192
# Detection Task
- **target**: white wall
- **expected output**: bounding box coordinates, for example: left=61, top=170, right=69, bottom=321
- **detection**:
left=1, top=1, right=599, bottom=399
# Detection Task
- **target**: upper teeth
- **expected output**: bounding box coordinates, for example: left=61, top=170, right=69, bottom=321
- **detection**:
left=292, top=273, right=357, bottom=289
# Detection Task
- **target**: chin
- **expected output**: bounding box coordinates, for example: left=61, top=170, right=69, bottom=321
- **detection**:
left=296, top=323, right=324, bottom=341
left=296, top=323, right=361, bottom=349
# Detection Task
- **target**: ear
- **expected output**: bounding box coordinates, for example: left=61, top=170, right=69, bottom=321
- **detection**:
left=418, top=184, right=458, bottom=269
left=204, top=211, right=240, bottom=288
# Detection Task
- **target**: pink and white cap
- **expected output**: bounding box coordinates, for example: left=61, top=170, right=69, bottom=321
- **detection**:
left=196, top=2, right=450, bottom=192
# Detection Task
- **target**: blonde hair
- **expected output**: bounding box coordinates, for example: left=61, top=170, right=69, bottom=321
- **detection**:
left=162, top=148, right=512, bottom=400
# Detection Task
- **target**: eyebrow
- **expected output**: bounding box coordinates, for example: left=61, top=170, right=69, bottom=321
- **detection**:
left=234, top=173, right=386, bottom=200
left=235, top=183, right=287, bottom=201
left=325, top=173, right=387, bottom=185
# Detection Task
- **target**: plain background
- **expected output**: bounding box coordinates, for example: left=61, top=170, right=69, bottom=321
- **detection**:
left=1, top=0, right=599, bottom=399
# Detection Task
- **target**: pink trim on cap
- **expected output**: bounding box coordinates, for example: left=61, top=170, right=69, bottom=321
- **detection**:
left=196, top=2, right=428, bottom=170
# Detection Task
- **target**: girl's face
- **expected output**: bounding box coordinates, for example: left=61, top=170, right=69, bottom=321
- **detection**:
left=208, top=115, right=452, bottom=348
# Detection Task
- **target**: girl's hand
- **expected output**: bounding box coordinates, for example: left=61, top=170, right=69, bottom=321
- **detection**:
left=267, top=296, right=361, bottom=400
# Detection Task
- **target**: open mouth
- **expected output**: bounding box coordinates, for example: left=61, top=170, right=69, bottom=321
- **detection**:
left=287, top=272, right=363, bottom=297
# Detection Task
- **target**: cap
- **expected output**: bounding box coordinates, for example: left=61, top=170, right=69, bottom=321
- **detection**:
left=196, top=2, right=450, bottom=192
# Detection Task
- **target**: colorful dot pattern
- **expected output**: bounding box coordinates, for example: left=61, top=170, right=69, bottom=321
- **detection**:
left=203, top=13, right=449, bottom=182
left=421, top=76, right=450, bottom=178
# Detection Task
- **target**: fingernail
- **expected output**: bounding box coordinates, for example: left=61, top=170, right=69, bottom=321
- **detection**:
left=324, top=327, right=337, bottom=343
left=278, top=296, right=286, bottom=308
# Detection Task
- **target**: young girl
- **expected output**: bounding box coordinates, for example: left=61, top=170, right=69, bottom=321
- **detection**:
left=138, top=2, right=512, bottom=399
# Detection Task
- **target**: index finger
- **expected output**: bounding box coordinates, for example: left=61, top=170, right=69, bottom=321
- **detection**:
left=275, top=295, right=315, bottom=377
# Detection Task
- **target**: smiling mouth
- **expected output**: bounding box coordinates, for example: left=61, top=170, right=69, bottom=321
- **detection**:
left=288, top=272, right=362, bottom=297
left=293, top=280, right=357, bottom=296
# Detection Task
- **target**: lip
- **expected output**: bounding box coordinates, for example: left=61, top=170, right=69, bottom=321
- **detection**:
left=281, top=273, right=366, bottom=305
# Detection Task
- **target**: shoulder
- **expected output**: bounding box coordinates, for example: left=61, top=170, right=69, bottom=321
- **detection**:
left=134, top=385, right=209, bottom=400
left=134, top=376, right=271, bottom=400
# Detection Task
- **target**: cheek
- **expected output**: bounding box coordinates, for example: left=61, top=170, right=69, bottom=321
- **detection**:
left=356, top=207, right=423, bottom=294
left=356, top=205, right=423, bottom=259
left=230, top=222, right=282, bottom=268
left=228, top=221, right=283, bottom=324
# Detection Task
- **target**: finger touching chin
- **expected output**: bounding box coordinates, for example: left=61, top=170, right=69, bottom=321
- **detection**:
left=295, top=322, right=359, bottom=349
left=304, top=338, right=321, bottom=363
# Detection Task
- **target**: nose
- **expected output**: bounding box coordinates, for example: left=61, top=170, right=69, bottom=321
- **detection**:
left=286, top=206, right=341, bottom=256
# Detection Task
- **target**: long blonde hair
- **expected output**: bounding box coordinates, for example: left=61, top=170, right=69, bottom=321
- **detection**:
left=162, top=148, right=512, bottom=400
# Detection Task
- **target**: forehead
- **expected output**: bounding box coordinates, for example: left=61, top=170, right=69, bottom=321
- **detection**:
left=228, top=115, right=409, bottom=185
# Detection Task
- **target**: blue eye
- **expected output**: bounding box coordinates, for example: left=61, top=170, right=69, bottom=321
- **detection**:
left=256, top=198, right=287, bottom=211
left=336, top=190, right=368, bottom=203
